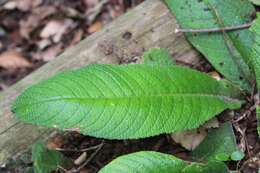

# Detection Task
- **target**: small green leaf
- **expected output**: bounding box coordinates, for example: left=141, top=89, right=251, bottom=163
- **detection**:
left=12, top=64, right=243, bottom=139
left=192, top=122, right=238, bottom=161
left=215, top=153, right=230, bottom=161
left=98, top=151, right=229, bottom=173
left=32, top=141, right=69, bottom=173
left=142, top=48, right=175, bottom=66
left=165, top=0, right=255, bottom=91
left=230, top=150, right=245, bottom=161
left=257, top=107, right=260, bottom=136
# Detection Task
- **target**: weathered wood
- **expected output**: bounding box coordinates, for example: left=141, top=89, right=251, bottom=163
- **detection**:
left=0, top=0, right=201, bottom=164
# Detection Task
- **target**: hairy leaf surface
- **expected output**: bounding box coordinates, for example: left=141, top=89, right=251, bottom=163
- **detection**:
left=98, top=151, right=229, bottom=173
left=165, top=0, right=255, bottom=91
left=12, top=64, right=242, bottom=139
left=250, top=13, right=260, bottom=92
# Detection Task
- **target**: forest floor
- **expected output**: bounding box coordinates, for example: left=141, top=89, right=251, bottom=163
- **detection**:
left=0, top=0, right=259, bottom=173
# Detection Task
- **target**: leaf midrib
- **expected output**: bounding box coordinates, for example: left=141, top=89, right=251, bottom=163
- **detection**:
left=15, top=93, right=241, bottom=107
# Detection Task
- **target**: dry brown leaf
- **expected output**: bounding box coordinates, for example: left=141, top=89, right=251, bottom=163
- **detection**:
left=19, top=15, right=40, bottom=39
left=47, top=134, right=65, bottom=150
left=32, top=6, right=56, bottom=19
left=16, top=0, right=42, bottom=11
left=34, top=44, right=62, bottom=62
left=37, top=39, right=52, bottom=50
left=208, top=71, right=222, bottom=80
left=69, top=29, right=84, bottom=47
left=3, top=0, right=41, bottom=11
left=107, top=5, right=124, bottom=19
left=19, top=6, right=56, bottom=39
left=83, top=0, right=99, bottom=8
left=87, top=21, right=103, bottom=33
left=171, top=118, right=219, bottom=150
left=40, top=21, right=64, bottom=38
left=3, top=1, right=17, bottom=10
left=61, top=6, right=84, bottom=18
left=40, top=19, right=75, bottom=42
left=171, top=129, right=207, bottom=151
left=203, top=117, right=219, bottom=129
left=0, top=50, right=32, bottom=69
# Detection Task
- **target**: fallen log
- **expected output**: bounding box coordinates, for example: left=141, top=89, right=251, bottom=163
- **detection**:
left=0, top=0, right=201, bottom=164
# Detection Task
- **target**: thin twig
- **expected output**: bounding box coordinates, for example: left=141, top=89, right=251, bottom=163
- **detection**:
left=239, top=152, right=260, bottom=171
left=175, top=22, right=253, bottom=33
left=233, top=122, right=251, bottom=158
left=57, top=165, right=68, bottom=173
left=75, top=140, right=104, bottom=172
left=55, top=143, right=103, bottom=152
left=234, top=99, right=260, bottom=123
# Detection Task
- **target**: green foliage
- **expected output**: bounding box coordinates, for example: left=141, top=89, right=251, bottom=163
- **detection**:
left=25, top=167, right=34, bottom=173
left=230, top=150, right=245, bottom=161
left=257, top=107, right=260, bottom=135
left=98, top=151, right=229, bottom=173
left=250, top=13, right=260, bottom=92
left=249, top=0, right=260, bottom=6
left=181, top=161, right=230, bottom=173
left=99, top=151, right=186, bottom=173
left=142, top=48, right=175, bottom=66
left=12, top=64, right=242, bottom=139
left=249, top=13, right=260, bottom=136
left=191, top=122, right=238, bottom=161
left=31, top=141, right=69, bottom=173
left=215, top=153, right=230, bottom=162
left=164, top=0, right=255, bottom=91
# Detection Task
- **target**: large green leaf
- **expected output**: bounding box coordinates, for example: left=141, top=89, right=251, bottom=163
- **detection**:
left=98, top=151, right=229, bottom=173
left=191, top=122, right=238, bottom=161
left=250, top=13, right=260, bottom=92
left=165, top=0, right=255, bottom=91
left=249, top=13, right=260, bottom=136
left=12, top=64, right=242, bottom=139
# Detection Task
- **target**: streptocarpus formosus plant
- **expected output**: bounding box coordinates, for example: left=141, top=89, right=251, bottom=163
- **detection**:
left=11, top=0, right=260, bottom=172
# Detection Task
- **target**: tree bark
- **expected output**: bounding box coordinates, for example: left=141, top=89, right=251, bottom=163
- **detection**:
left=0, top=0, right=201, bottom=164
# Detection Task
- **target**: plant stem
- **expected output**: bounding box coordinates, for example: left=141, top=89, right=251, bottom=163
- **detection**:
left=75, top=140, right=104, bottom=172
left=175, top=22, right=253, bottom=33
